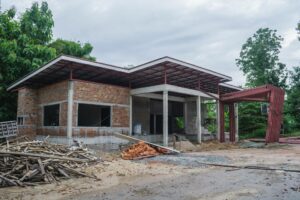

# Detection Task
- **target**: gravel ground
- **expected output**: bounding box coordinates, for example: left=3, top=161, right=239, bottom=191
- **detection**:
left=2, top=144, right=300, bottom=200
left=138, top=153, right=232, bottom=167
left=70, top=168, right=300, bottom=200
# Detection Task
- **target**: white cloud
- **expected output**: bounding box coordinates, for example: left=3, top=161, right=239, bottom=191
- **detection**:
left=2, top=0, right=300, bottom=86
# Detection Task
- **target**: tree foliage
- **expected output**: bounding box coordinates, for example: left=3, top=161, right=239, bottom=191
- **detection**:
left=286, top=22, right=300, bottom=130
left=236, top=28, right=288, bottom=137
left=49, top=39, right=95, bottom=61
left=286, top=67, right=300, bottom=130
left=236, top=28, right=288, bottom=88
left=0, top=2, right=95, bottom=121
left=20, top=2, right=54, bottom=45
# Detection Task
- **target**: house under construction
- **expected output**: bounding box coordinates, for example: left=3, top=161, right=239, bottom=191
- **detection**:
left=7, top=55, right=284, bottom=146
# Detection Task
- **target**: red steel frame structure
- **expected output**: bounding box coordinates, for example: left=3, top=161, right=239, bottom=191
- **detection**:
left=219, top=84, right=285, bottom=143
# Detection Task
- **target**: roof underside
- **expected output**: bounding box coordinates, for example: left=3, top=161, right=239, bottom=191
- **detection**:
left=8, top=56, right=242, bottom=94
left=220, top=85, right=284, bottom=102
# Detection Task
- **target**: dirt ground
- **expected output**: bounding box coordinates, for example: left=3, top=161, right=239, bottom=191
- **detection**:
left=1, top=143, right=300, bottom=200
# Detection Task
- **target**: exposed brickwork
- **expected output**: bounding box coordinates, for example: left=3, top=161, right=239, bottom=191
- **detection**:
left=17, top=87, right=38, bottom=136
left=112, top=106, right=129, bottom=127
left=60, top=102, right=68, bottom=126
left=17, top=79, right=130, bottom=138
left=73, top=80, right=130, bottom=132
left=73, top=80, right=130, bottom=105
left=37, top=81, right=68, bottom=104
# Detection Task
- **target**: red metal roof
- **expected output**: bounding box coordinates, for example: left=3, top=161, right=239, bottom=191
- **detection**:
left=8, top=55, right=242, bottom=94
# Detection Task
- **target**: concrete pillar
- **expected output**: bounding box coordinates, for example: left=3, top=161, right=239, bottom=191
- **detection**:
left=129, top=95, right=133, bottom=136
left=235, top=103, right=239, bottom=142
left=216, top=100, right=220, bottom=140
left=197, top=96, right=202, bottom=143
left=67, top=80, right=74, bottom=141
left=153, top=115, right=157, bottom=135
left=184, top=102, right=188, bottom=133
left=163, top=90, right=168, bottom=146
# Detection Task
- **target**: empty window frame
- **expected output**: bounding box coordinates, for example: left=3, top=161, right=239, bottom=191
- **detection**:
left=17, top=116, right=24, bottom=125
left=43, top=104, right=60, bottom=126
left=77, top=104, right=111, bottom=127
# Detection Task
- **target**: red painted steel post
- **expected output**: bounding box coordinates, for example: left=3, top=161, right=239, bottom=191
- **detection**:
left=164, top=65, right=167, bottom=84
left=219, top=101, right=225, bottom=142
left=265, top=88, right=285, bottom=143
left=69, top=68, right=73, bottom=80
left=229, top=103, right=236, bottom=142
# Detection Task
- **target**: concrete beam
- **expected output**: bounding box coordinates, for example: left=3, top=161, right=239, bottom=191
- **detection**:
left=130, top=85, right=167, bottom=95
left=134, top=93, right=185, bottom=102
left=131, top=84, right=218, bottom=99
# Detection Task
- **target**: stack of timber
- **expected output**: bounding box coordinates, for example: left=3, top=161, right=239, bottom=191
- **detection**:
left=0, top=136, right=99, bottom=187
left=121, top=141, right=169, bottom=160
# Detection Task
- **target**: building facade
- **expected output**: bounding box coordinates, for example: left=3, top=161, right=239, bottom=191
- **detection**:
left=9, top=56, right=242, bottom=145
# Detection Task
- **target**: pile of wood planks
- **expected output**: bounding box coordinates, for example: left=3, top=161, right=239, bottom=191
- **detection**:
left=0, top=136, right=99, bottom=187
left=121, top=141, right=169, bottom=160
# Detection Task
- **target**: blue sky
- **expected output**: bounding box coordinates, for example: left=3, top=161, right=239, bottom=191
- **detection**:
left=2, top=0, right=300, bottom=86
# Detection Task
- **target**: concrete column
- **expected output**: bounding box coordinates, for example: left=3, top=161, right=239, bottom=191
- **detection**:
left=67, top=80, right=74, bottom=141
left=235, top=103, right=239, bottom=142
left=153, top=115, right=157, bottom=135
left=163, top=90, right=168, bottom=146
left=129, top=95, right=133, bottom=136
left=197, top=96, right=202, bottom=143
left=184, top=102, right=188, bottom=133
left=216, top=100, right=220, bottom=140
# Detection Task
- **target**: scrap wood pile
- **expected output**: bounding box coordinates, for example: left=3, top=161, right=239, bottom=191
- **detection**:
left=121, top=141, right=169, bottom=160
left=0, top=136, right=99, bottom=187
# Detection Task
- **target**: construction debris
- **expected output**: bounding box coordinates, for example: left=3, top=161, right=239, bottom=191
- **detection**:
left=0, top=137, right=99, bottom=187
left=121, top=141, right=169, bottom=160
left=113, top=132, right=180, bottom=154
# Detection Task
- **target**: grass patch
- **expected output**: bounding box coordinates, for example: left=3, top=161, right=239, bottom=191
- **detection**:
left=239, top=128, right=266, bottom=140
left=282, top=131, right=300, bottom=137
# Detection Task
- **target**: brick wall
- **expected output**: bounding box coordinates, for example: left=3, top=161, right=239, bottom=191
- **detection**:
left=17, top=80, right=130, bottom=137
left=17, top=87, right=38, bottom=136
left=73, top=80, right=129, bottom=104
left=73, top=80, right=130, bottom=136
left=35, top=81, right=68, bottom=136
left=112, top=106, right=129, bottom=127
left=17, top=81, right=69, bottom=136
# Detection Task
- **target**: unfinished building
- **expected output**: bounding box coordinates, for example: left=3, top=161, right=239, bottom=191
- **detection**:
left=8, top=56, right=242, bottom=145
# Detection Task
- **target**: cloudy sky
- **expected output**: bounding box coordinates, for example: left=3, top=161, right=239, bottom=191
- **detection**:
left=2, top=0, right=300, bottom=86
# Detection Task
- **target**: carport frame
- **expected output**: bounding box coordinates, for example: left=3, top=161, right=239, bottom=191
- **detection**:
left=219, top=84, right=285, bottom=143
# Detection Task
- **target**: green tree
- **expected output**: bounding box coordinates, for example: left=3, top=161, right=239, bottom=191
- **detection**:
left=0, top=2, right=95, bottom=121
left=49, top=39, right=95, bottom=61
left=286, top=67, right=300, bottom=130
left=0, top=3, right=55, bottom=120
left=236, top=28, right=288, bottom=88
left=236, top=28, right=288, bottom=138
left=20, top=2, right=54, bottom=45
left=287, top=22, right=300, bottom=130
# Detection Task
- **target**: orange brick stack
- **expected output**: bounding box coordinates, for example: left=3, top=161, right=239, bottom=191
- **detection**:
left=121, top=141, right=160, bottom=160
